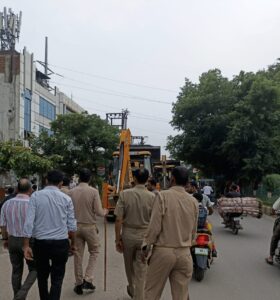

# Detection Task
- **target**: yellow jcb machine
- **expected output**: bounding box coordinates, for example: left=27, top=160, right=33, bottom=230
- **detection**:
left=102, top=129, right=152, bottom=221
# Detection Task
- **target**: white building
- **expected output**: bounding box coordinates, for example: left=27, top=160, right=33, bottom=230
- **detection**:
left=0, top=48, right=85, bottom=142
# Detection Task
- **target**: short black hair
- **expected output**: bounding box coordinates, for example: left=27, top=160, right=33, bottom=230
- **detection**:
left=133, top=168, right=149, bottom=184
left=193, top=192, right=203, bottom=203
left=79, top=168, right=92, bottom=183
left=47, top=170, right=64, bottom=185
left=32, top=184, right=37, bottom=191
left=172, top=166, right=188, bottom=186
left=18, top=178, right=32, bottom=193
left=230, top=184, right=238, bottom=191
left=63, top=176, right=70, bottom=186
left=7, top=187, right=14, bottom=194
left=148, top=178, right=157, bottom=186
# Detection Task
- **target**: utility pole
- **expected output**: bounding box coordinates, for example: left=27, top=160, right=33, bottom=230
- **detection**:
left=106, top=109, right=129, bottom=130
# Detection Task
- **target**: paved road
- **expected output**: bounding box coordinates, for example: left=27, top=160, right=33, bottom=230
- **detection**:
left=0, top=211, right=279, bottom=300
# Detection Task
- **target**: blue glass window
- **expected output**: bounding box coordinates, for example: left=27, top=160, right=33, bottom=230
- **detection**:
left=39, top=97, right=56, bottom=120
left=39, top=125, right=53, bottom=136
left=24, top=89, right=32, bottom=132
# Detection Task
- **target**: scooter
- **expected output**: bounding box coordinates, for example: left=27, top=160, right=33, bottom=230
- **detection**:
left=191, top=230, right=213, bottom=282
left=224, top=213, right=243, bottom=235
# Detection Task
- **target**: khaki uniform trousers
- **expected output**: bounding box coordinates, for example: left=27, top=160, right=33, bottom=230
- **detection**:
left=74, top=224, right=100, bottom=285
left=144, top=247, right=193, bottom=300
left=122, top=227, right=148, bottom=300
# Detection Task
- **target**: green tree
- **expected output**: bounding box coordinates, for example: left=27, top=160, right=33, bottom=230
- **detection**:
left=167, top=62, right=280, bottom=185
left=31, top=112, right=119, bottom=178
left=0, top=141, right=60, bottom=178
left=167, top=69, right=235, bottom=177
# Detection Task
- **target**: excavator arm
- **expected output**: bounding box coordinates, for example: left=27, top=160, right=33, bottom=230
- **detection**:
left=102, top=129, right=133, bottom=220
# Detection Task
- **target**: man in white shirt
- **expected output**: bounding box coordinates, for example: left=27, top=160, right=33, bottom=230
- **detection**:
left=202, top=184, right=213, bottom=197
left=266, top=197, right=280, bottom=265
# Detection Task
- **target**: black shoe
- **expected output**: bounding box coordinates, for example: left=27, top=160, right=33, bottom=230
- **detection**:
left=212, top=249, right=218, bottom=258
left=74, top=284, right=83, bottom=295
left=82, top=280, right=96, bottom=291
left=127, top=285, right=134, bottom=298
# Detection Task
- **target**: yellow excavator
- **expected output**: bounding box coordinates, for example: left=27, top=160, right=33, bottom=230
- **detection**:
left=102, top=129, right=152, bottom=221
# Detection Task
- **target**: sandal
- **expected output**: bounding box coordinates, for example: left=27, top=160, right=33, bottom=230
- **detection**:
left=265, top=258, right=273, bottom=265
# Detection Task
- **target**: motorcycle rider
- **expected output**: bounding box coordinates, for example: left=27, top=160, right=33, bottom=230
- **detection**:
left=226, top=184, right=241, bottom=198
left=266, top=197, right=280, bottom=265
left=186, top=182, right=217, bottom=257
left=223, top=184, right=242, bottom=226
left=186, top=181, right=214, bottom=215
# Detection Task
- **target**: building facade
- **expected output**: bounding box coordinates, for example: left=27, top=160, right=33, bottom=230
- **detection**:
left=0, top=48, right=85, bottom=142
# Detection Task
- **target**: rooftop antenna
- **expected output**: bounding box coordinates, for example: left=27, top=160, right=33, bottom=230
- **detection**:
left=0, top=7, right=22, bottom=51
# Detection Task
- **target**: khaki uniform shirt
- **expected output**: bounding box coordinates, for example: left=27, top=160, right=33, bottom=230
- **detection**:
left=114, top=185, right=155, bottom=229
left=69, top=182, right=104, bottom=224
left=144, top=186, right=198, bottom=248
left=60, top=186, right=70, bottom=195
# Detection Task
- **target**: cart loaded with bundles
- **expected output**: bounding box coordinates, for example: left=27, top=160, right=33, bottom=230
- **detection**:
left=218, top=197, right=263, bottom=234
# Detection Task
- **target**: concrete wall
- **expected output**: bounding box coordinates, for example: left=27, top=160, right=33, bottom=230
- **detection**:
left=0, top=49, right=85, bottom=141
left=0, top=51, right=21, bottom=141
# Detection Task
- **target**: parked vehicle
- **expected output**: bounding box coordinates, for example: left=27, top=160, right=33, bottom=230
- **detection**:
left=191, top=230, right=213, bottom=281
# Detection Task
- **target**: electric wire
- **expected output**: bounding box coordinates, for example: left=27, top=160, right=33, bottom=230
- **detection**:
left=50, top=81, right=172, bottom=105
left=40, top=61, right=178, bottom=93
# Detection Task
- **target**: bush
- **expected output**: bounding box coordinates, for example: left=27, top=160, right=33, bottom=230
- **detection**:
left=262, top=174, right=280, bottom=192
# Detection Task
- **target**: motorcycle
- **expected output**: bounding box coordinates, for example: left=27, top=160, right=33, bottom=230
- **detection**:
left=191, top=229, right=213, bottom=282
left=224, top=212, right=243, bottom=235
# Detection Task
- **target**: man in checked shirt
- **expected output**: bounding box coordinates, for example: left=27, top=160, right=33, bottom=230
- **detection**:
left=0, top=178, right=37, bottom=300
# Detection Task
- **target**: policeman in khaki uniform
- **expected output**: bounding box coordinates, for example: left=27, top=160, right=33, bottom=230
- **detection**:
left=115, top=168, right=155, bottom=299
left=142, top=166, right=198, bottom=300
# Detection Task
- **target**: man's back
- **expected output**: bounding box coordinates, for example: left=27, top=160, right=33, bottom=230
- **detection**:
left=69, top=182, right=104, bottom=224
left=115, top=185, right=155, bottom=228
left=203, top=185, right=213, bottom=196
left=159, top=186, right=198, bottom=247
left=0, top=194, right=29, bottom=237
left=23, top=186, right=75, bottom=240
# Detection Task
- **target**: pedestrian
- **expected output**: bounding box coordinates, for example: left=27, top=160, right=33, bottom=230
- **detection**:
left=23, top=170, right=77, bottom=300
left=0, top=186, right=17, bottom=214
left=69, top=168, right=107, bottom=295
left=31, top=184, right=37, bottom=193
left=60, top=176, right=71, bottom=195
left=0, top=178, right=37, bottom=300
left=266, top=197, right=280, bottom=265
left=146, top=177, right=158, bottom=194
left=114, top=168, right=155, bottom=299
left=142, top=166, right=198, bottom=300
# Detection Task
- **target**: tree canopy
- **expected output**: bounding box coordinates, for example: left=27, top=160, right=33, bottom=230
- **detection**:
left=31, top=112, right=119, bottom=177
left=0, top=141, right=60, bottom=178
left=167, top=61, right=280, bottom=184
